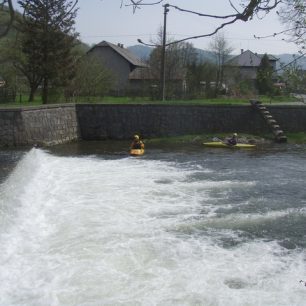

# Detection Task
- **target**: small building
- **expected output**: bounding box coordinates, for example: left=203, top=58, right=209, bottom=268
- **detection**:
left=87, top=41, right=147, bottom=95
left=225, top=49, right=278, bottom=86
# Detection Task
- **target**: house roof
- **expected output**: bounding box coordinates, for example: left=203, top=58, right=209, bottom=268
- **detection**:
left=228, top=50, right=278, bottom=67
left=89, top=41, right=147, bottom=68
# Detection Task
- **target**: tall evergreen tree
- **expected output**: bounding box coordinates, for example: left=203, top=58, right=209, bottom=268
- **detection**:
left=17, top=0, right=78, bottom=103
left=256, top=54, right=274, bottom=95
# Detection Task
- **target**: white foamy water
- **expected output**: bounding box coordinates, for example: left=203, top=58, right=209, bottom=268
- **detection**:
left=0, top=149, right=305, bottom=306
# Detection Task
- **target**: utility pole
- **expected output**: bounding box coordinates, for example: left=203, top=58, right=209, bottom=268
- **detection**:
left=160, top=3, right=169, bottom=101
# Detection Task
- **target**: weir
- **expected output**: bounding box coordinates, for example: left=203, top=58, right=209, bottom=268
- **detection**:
left=1, top=146, right=306, bottom=305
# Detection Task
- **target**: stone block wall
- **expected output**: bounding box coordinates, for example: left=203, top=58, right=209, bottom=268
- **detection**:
left=0, top=104, right=79, bottom=147
left=0, top=110, right=22, bottom=147
left=267, top=105, right=306, bottom=132
left=76, top=104, right=270, bottom=140
left=1, top=103, right=306, bottom=147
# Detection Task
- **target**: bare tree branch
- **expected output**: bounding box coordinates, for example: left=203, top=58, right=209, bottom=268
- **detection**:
left=125, top=0, right=283, bottom=45
left=123, top=0, right=163, bottom=13
left=275, top=52, right=306, bottom=73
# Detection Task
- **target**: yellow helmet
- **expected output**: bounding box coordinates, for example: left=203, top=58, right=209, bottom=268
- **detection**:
left=134, top=134, right=139, bottom=140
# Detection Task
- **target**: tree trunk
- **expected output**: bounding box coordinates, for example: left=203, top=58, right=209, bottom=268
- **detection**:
left=28, top=82, right=39, bottom=102
left=28, top=88, right=35, bottom=102
left=42, top=77, right=48, bottom=104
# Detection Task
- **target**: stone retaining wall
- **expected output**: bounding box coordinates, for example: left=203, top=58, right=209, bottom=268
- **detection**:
left=76, top=104, right=270, bottom=140
left=1, top=103, right=306, bottom=147
left=0, top=104, right=78, bottom=147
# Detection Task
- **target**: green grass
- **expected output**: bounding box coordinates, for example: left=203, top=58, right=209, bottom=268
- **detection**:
left=0, top=94, right=300, bottom=108
left=145, top=133, right=266, bottom=145
left=145, top=132, right=306, bottom=145
left=286, top=132, right=306, bottom=144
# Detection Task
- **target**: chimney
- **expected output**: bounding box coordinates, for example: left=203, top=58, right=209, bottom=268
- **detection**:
left=241, top=49, right=244, bottom=54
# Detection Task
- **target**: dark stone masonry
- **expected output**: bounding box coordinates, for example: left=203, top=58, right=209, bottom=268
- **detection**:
left=0, top=103, right=306, bottom=147
left=0, top=104, right=79, bottom=147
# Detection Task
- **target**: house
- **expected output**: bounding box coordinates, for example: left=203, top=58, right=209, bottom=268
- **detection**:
left=225, top=49, right=279, bottom=85
left=87, top=41, right=147, bottom=95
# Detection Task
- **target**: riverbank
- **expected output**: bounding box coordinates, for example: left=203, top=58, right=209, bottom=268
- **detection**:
left=0, top=95, right=300, bottom=108
left=144, top=132, right=306, bottom=145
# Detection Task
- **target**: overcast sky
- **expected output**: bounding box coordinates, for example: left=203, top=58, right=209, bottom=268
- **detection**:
left=13, top=0, right=300, bottom=55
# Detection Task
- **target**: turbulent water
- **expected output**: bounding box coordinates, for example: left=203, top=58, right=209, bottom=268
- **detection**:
left=0, top=142, right=306, bottom=306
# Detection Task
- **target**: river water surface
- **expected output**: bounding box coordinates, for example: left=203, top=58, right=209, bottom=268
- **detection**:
left=0, top=141, right=306, bottom=305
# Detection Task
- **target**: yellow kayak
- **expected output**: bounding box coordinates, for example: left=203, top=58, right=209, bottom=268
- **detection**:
left=203, top=142, right=256, bottom=148
left=130, top=149, right=145, bottom=156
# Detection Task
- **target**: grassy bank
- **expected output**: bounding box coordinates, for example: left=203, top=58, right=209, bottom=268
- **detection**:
left=286, top=132, right=306, bottom=144
left=144, top=133, right=266, bottom=145
left=144, top=132, right=306, bottom=145
left=0, top=95, right=301, bottom=108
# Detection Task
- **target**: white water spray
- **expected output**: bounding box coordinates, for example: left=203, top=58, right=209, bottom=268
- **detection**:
left=0, top=149, right=305, bottom=305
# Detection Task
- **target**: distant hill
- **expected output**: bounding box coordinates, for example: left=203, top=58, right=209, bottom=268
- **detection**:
left=277, top=53, right=306, bottom=70
left=128, top=44, right=216, bottom=63
left=128, top=44, right=306, bottom=69
left=127, top=45, right=152, bottom=61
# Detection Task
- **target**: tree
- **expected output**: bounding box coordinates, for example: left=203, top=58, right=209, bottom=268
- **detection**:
left=2, top=1, right=304, bottom=45
left=281, top=56, right=306, bottom=93
left=0, top=0, right=14, bottom=38
left=278, top=0, right=306, bottom=50
left=148, top=27, right=197, bottom=99
left=127, top=1, right=306, bottom=60
left=65, top=55, right=113, bottom=101
left=17, top=0, right=79, bottom=103
left=186, top=61, right=218, bottom=98
left=125, top=1, right=282, bottom=42
left=256, top=54, right=274, bottom=95
left=209, top=32, right=233, bottom=95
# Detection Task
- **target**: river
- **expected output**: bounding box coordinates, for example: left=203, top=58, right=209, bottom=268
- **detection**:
left=0, top=141, right=306, bottom=305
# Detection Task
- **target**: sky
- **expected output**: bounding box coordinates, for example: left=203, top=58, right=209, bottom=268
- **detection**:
left=12, top=0, right=300, bottom=55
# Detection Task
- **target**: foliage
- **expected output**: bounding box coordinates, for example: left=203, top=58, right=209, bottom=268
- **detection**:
left=281, top=57, right=306, bottom=93
left=65, top=55, right=113, bottom=102
left=256, top=54, right=274, bottom=95
left=286, top=132, right=306, bottom=144
left=17, top=0, right=79, bottom=104
left=0, top=0, right=14, bottom=38
left=185, top=61, right=218, bottom=98
left=238, top=80, right=256, bottom=96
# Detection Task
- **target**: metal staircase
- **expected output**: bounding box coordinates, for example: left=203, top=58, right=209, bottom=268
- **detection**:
left=250, top=100, right=287, bottom=143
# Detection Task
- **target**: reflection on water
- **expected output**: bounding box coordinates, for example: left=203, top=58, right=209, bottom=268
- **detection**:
left=1, top=141, right=306, bottom=305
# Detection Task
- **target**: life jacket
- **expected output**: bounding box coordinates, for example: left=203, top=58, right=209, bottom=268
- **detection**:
left=228, top=138, right=237, bottom=145
left=132, top=141, right=143, bottom=149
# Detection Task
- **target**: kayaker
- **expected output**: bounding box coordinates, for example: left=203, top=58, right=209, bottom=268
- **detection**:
left=227, top=133, right=238, bottom=146
left=130, top=134, right=144, bottom=150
